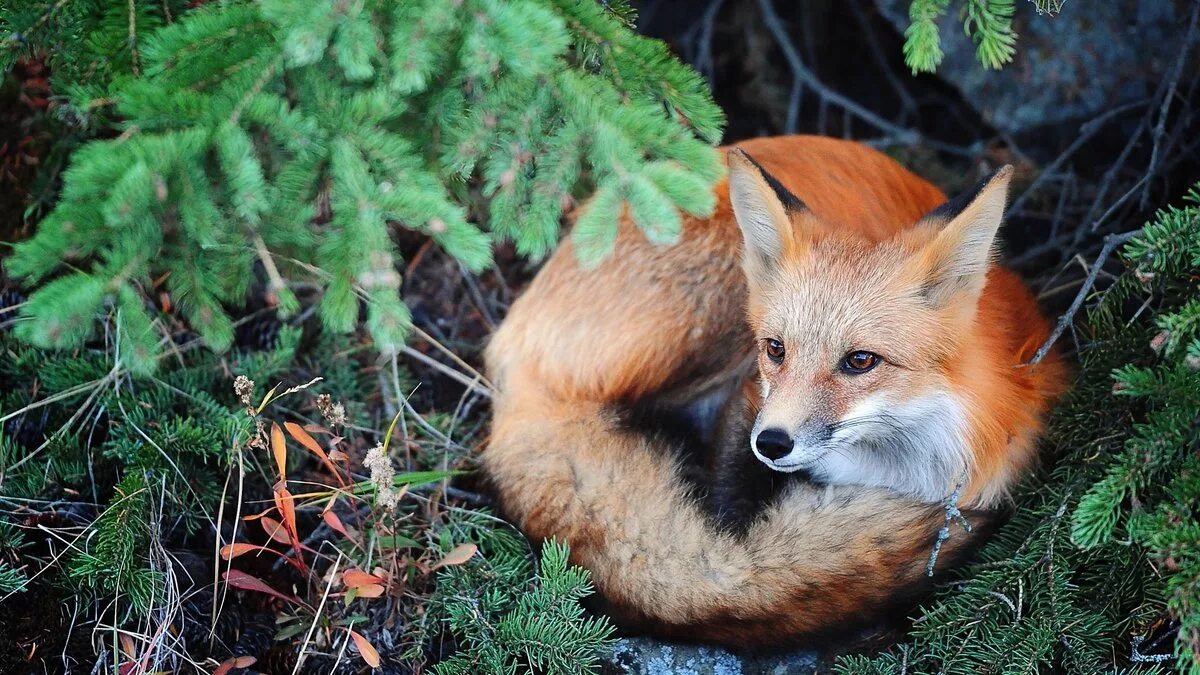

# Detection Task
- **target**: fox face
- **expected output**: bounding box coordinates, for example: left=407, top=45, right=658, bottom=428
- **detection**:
left=727, top=149, right=1014, bottom=503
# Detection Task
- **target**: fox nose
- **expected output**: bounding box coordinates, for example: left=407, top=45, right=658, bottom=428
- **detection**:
left=755, top=428, right=794, bottom=460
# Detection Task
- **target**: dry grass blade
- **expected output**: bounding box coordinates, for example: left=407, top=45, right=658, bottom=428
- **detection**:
left=292, top=551, right=344, bottom=675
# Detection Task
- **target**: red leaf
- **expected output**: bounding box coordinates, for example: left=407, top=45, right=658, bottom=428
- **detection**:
left=431, top=544, right=477, bottom=570
left=343, top=568, right=384, bottom=588
left=286, top=421, right=344, bottom=485
left=241, top=506, right=278, bottom=521
left=219, top=543, right=265, bottom=560
left=273, top=488, right=308, bottom=574
left=222, top=569, right=300, bottom=605
left=353, top=584, right=385, bottom=598
left=322, top=509, right=356, bottom=544
left=213, top=655, right=257, bottom=675
left=273, top=490, right=298, bottom=545
left=270, top=423, right=287, bottom=481
left=348, top=630, right=380, bottom=668
left=260, top=515, right=291, bottom=544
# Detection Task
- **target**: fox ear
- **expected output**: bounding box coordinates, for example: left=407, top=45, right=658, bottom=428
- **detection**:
left=916, top=166, right=1014, bottom=306
left=728, top=148, right=806, bottom=283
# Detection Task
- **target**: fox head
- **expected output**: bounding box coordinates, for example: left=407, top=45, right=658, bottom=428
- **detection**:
left=727, top=149, right=1014, bottom=503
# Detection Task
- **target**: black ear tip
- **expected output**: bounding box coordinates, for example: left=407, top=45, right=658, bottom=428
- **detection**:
left=728, top=148, right=753, bottom=165
left=922, top=166, right=1012, bottom=224
left=729, top=146, right=807, bottom=213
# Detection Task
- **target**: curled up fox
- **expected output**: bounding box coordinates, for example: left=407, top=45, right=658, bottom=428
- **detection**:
left=483, top=136, right=1068, bottom=646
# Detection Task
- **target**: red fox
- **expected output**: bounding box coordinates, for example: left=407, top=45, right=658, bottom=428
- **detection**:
left=483, top=136, right=1068, bottom=646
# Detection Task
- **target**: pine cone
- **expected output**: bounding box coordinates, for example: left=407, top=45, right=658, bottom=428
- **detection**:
left=232, top=610, right=277, bottom=660
left=179, top=587, right=244, bottom=661
left=256, top=643, right=298, bottom=674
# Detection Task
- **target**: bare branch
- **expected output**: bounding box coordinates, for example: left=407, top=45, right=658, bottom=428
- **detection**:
left=1028, top=229, right=1141, bottom=364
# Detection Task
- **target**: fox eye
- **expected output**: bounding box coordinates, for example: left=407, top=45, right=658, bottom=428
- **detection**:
left=840, top=351, right=880, bottom=374
left=765, top=339, right=786, bottom=363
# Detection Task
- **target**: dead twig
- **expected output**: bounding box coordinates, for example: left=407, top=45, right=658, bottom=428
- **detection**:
left=1028, top=229, right=1141, bottom=364
left=1142, top=0, right=1200, bottom=209
left=756, top=0, right=915, bottom=144
left=1008, top=99, right=1149, bottom=218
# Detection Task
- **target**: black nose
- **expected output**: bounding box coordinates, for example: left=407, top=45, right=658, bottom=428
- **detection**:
left=755, top=428, right=794, bottom=460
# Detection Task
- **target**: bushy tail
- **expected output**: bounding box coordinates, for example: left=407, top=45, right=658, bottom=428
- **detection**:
left=484, top=377, right=993, bottom=648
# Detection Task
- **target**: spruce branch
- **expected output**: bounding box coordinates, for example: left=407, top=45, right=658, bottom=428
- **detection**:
left=7, top=0, right=725, bottom=369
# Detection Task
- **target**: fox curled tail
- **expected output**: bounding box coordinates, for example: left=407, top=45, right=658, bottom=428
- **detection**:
left=485, top=380, right=994, bottom=647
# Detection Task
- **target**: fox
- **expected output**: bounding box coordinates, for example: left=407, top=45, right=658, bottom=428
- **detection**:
left=483, top=135, right=1068, bottom=647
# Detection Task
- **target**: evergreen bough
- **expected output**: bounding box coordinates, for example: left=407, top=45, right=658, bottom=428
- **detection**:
left=2, top=0, right=190, bottom=130
left=838, top=184, right=1200, bottom=674
left=903, top=0, right=1023, bottom=73
left=3, top=0, right=724, bottom=372
left=421, top=535, right=615, bottom=675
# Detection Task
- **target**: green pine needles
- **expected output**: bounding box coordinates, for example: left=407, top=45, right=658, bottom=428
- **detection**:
left=838, top=184, right=1200, bottom=674
left=421, top=535, right=615, bottom=675
left=4, top=0, right=724, bottom=371
left=2, top=1, right=191, bottom=124
left=903, top=0, right=1019, bottom=73
left=67, top=472, right=166, bottom=614
left=0, top=519, right=28, bottom=595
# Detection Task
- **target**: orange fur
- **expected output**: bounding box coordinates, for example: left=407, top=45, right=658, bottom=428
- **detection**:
left=484, top=135, right=1067, bottom=647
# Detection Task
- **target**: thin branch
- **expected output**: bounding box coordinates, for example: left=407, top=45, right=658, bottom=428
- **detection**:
left=1008, top=99, right=1149, bottom=217
left=1081, top=115, right=1148, bottom=235
left=127, top=0, right=141, bottom=77
left=678, top=0, right=724, bottom=87
left=1142, top=0, right=1200, bottom=209
left=848, top=2, right=918, bottom=122
left=251, top=234, right=289, bottom=303
left=756, top=0, right=919, bottom=144
left=401, top=346, right=492, bottom=399
left=1028, top=229, right=1141, bottom=364
left=926, top=473, right=972, bottom=577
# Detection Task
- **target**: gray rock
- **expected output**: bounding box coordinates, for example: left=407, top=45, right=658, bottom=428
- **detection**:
left=875, top=0, right=1188, bottom=133
left=602, top=638, right=823, bottom=675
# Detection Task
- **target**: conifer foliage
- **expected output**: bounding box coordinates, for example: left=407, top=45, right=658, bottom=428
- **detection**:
left=2, top=0, right=189, bottom=116
left=4, top=0, right=724, bottom=371
left=903, top=0, right=1023, bottom=73
left=419, top=537, right=615, bottom=675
